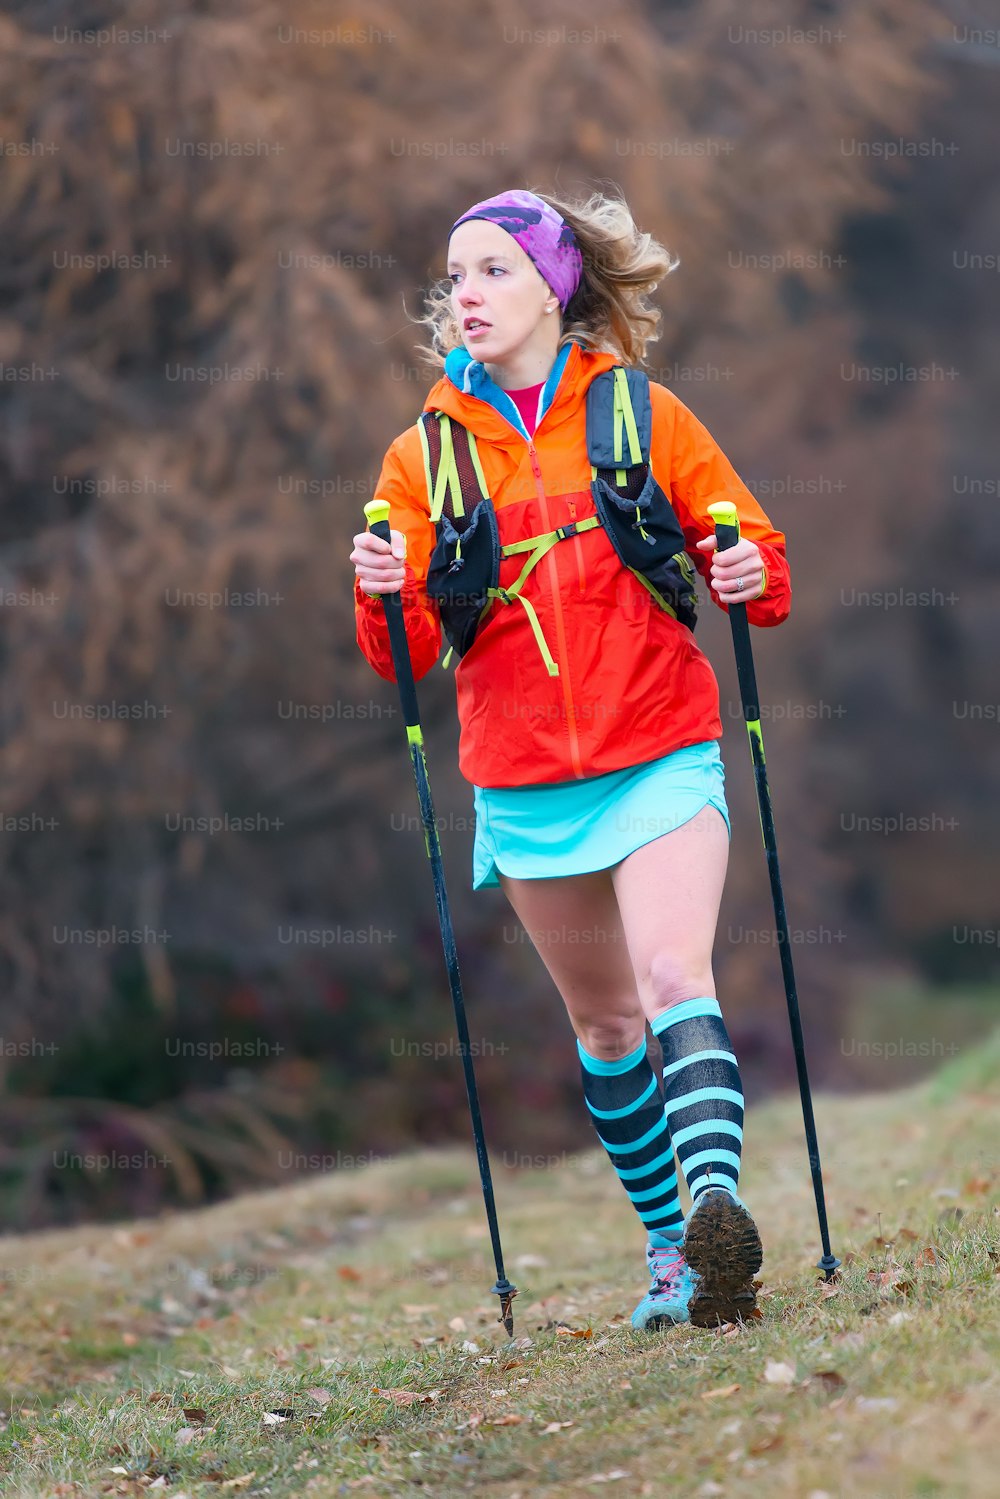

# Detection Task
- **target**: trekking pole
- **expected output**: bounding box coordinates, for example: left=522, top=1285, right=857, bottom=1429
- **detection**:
left=360, top=499, right=519, bottom=1333
left=707, top=501, right=840, bottom=1281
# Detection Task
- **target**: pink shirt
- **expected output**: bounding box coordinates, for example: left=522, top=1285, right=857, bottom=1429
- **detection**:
left=506, top=380, right=545, bottom=436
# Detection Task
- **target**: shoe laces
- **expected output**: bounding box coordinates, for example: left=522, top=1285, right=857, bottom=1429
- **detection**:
left=648, top=1241, right=688, bottom=1295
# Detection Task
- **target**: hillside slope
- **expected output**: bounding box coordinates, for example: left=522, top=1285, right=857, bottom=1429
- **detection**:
left=0, top=1031, right=998, bottom=1496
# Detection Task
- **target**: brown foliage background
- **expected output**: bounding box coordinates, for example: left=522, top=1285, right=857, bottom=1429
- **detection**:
left=0, top=0, right=996, bottom=1226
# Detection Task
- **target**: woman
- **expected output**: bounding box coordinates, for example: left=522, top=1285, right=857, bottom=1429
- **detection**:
left=350, top=187, right=789, bottom=1331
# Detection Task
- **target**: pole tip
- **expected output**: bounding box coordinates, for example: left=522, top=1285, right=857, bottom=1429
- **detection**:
left=492, top=1278, right=519, bottom=1337
left=817, top=1253, right=841, bottom=1281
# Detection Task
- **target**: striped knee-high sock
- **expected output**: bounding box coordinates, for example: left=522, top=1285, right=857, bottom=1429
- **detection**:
left=578, top=1037, right=685, bottom=1243
left=649, top=996, right=744, bottom=1203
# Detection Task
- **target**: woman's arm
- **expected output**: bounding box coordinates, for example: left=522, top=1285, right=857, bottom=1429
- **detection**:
left=649, top=383, right=791, bottom=627
left=354, top=426, right=442, bottom=681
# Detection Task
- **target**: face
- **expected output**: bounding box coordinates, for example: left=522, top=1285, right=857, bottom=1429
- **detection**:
left=447, top=218, right=557, bottom=368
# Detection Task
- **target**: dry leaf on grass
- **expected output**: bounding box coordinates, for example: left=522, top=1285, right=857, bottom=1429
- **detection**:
left=915, top=1245, right=938, bottom=1268
left=810, top=1369, right=846, bottom=1391
left=486, top=1413, right=523, bottom=1426
left=540, top=1420, right=574, bottom=1433
left=764, top=1360, right=796, bottom=1386
left=556, top=1324, right=593, bottom=1339
left=371, top=1387, right=442, bottom=1405
left=701, top=1383, right=741, bottom=1400
left=337, top=1266, right=362, bottom=1281
left=749, top=1434, right=785, bottom=1455
left=964, top=1177, right=992, bottom=1195
left=306, top=1388, right=333, bottom=1405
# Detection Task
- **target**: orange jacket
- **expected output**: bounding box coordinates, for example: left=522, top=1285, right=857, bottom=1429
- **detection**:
left=354, top=341, right=790, bottom=788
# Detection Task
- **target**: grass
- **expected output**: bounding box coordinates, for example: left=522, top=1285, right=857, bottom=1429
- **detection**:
left=0, top=1032, right=998, bottom=1498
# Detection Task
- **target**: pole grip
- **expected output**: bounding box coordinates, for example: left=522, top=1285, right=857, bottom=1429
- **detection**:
left=363, top=497, right=392, bottom=543
left=706, top=500, right=760, bottom=723
left=707, top=499, right=741, bottom=555
left=361, top=500, right=419, bottom=729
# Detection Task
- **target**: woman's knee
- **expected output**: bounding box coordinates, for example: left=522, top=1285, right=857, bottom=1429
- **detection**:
left=642, top=950, right=715, bottom=1018
left=573, top=1014, right=648, bottom=1062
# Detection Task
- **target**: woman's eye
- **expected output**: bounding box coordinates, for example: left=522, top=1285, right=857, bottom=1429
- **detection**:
left=487, top=266, right=506, bottom=276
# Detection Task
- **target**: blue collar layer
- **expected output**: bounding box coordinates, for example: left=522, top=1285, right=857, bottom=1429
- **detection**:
left=443, top=341, right=575, bottom=440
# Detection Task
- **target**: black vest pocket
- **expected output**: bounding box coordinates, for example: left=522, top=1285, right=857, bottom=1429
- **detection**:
left=591, top=469, right=698, bottom=630
left=426, top=498, right=502, bottom=658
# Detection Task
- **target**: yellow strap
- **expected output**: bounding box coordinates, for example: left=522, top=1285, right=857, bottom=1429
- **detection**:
left=466, top=429, right=490, bottom=499
left=500, top=515, right=601, bottom=556
left=487, top=586, right=559, bottom=676
left=627, top=567, right=678, bottom=619
left=430, top=415, right=465, bottom=524
left=612, top=367, right=643, bottom=486
left=437, top=517, right=600, bottom=676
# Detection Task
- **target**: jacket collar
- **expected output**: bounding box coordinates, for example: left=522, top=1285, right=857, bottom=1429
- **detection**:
left=424, top=340, right=620, bottom=442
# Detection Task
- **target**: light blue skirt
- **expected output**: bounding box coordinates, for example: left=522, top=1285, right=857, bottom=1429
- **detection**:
left=472, top=739, right=730, bottom=890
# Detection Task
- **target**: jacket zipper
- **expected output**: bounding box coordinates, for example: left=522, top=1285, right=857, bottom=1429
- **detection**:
left=527, top=440, right=584, bottom=779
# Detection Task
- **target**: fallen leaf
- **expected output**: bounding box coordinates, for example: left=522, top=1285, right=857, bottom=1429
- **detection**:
left=915, top=1246, right=938, bottom=1268
left=371, top=1388, right=441, bottom=1405
left=220, top=1476, right=256, bottom=1491
left=556, top=1325, right=593, bottom=1339
left=810, top=1369, right=846, bottom=1391
left=182, top=1408, right=207, bottom=1423
left=448, top=1317, right=467, bottom=1332
left=701, top=1383, right=740, bottom=1400
left=540, top=1420, right=574, bottom=1433
left=585, top=1471, right=631, bottom=1483
left=749, top=1434, right=785, bottom=1455
left=262, top=1410, right=294, bottom=1425
left=306, top=1388, right=333, bottom=1405
left=897, top=1227, right=919, bottom=1241
left=486, top=1413, right=523, bottom=1426
left=176, top=1426, right=199, bottom=1446
left=964, top=1177, right=991, bottom=1195
left=337, top=1266, right=361, bottom=1282
left=820, top=1285, right=840, bottom=1299
left=764, top=1361, right=796, bottom=1386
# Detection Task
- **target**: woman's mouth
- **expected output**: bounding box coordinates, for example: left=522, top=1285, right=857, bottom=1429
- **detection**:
left=464, top=318, right=492, bottom=338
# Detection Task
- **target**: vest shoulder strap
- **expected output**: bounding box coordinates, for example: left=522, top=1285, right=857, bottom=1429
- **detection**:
left=585, top=366, right=652, bottom=500
left=418, top=411, right=489, bottom=526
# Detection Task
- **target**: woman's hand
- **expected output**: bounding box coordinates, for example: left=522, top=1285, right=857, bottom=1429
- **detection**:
left=351, top=528, right=407, bottom=595
left=696, top=533, right=766, bottom=603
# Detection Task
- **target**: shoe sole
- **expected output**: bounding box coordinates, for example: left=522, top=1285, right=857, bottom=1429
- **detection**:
left=682, top=1190, right=763, bottom=1328
left=643, top=1312, right=686, bottom=1331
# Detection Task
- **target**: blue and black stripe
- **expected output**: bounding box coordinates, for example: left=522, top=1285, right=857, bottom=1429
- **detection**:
left=650, top=996, right=744, bottom=1201
left=578, top=1037, right=685, bottom=1240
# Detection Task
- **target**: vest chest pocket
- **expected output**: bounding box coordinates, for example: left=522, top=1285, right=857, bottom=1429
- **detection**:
left=425, top=496, right=501, bottom=660
left=591, top=466, right=698, bottom=630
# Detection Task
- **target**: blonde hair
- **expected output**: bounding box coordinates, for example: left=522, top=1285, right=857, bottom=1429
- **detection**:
left=412, top=187, right=679, bottom=370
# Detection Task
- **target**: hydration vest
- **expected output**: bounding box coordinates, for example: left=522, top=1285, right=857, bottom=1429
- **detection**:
left=419, top=365, right=698, bottom=676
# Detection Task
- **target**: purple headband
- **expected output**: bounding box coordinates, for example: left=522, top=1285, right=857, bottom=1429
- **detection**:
left=449, top=189, right=583, bottom=311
